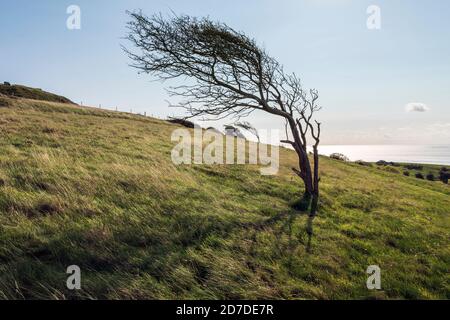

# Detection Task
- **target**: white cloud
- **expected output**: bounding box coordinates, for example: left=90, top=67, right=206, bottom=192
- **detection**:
left=405, top=102, right=429, bottom=112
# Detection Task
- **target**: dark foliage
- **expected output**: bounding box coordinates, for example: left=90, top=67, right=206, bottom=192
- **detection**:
left=167, top=117, right=196, bottom=128
left=439, top=171, right=449, bottom=184
left=355, top=160, right=371, bottom=166
left=405, top=164, right=423, bottom=170
left=376, top=160, right=398, bottom=166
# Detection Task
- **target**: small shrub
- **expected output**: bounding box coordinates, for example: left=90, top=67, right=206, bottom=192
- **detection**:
left=167, top=117, right=195, bottom=128
left=376, top=160, right=398, bottom=166
left=415, top=173, right=424, bottom=179
left=355, top=160, right=371, bottom=167
left=426, top=173, right=435, bottom=181
left=330, top=153, right=349, bottom=161
left=405, top=164, right=423, bottom=171
left=439, top=171, right=449, bottom=184
left=440, top=167, right=448, bottom=172
left=403, top=171, right=410, bottom=176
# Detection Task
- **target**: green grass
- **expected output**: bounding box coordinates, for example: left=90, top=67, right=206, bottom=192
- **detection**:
left=0, top=97, right=449, bottom=299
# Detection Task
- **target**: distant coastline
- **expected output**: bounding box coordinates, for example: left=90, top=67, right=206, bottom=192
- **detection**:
left=316, top=145, right=450, bottom=166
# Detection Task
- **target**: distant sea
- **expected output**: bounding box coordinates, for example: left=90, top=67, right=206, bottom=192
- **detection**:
left=315, top=145, right=450, bottom=166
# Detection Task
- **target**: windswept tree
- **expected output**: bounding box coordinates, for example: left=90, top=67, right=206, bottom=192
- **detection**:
left=234, top=121, right=260, bottom=142
left=124, top=12, right=323, bottom=214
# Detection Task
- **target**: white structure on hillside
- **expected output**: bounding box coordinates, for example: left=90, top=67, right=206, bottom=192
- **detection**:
left=224, top=125, right=246, bottom=139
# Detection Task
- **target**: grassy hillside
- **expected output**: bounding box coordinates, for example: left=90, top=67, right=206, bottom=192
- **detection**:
left=0, top=83, right=74, bottom=104
left=0, top=96, right=448, bottom=299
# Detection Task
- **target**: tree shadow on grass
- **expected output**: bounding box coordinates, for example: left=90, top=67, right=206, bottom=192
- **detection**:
left=305, top=214, right=315, bottom=254
left=246, top=195, right=318, bottom=269
left=290, top=192, right=312, bottom=212
left=273, top=208, right=317, bottom=268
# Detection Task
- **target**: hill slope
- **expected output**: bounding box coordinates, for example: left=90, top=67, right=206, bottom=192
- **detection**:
left=0, top=96, right=448, bottom=299
left=0, top=83, right=74, bottom=104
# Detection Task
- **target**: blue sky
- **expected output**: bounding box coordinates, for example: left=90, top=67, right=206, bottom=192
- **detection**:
left=1, top=0, right=449, bottom=144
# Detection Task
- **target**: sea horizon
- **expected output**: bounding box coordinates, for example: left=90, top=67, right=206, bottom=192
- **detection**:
left=314, top=144, right=450, bottom=166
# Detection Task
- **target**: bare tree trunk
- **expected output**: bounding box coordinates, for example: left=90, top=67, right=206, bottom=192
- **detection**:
left=299, top=150, right=314, bottom=195
left=286, top=118, right=314, bottom=198
left=303, top=160, right=314, bottom=196
left=310, top=146, right=320, bottom=216
left=313, top=146, right=319, bottom=197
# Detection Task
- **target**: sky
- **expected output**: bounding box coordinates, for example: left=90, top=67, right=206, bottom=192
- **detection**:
left=1, top=0, right=449, bottom=145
